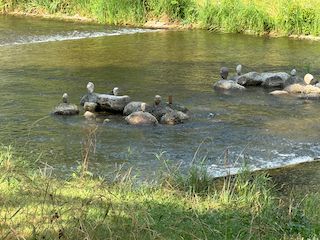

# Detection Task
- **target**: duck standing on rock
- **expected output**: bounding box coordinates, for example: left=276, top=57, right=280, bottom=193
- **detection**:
left=50, top=93, right=79, bottom=115
left=107, top=87, right=119, bottom=96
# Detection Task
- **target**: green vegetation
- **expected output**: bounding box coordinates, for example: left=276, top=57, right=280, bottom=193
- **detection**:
left=1, top=143, right=320, bottom=239
left=1, top=0, right=320, bottom=36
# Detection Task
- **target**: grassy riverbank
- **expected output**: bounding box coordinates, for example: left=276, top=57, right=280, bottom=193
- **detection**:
left=1, top=0, right=320, bottom=36
left=1, top=145, right=320, bottom=239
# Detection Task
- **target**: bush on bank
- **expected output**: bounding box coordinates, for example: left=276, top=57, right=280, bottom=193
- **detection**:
left=1, top=0, right=320, bottom=36
left=1, top=146, right=320, bottom=239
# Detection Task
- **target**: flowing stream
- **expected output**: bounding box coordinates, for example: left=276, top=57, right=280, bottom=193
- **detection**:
left=1, top=14, right=320, bottom=177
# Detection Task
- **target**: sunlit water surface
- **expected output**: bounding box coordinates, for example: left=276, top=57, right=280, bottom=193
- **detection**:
left=1, top=14, right=320, bottom=177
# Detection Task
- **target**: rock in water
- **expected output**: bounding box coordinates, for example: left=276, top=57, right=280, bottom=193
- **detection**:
left=96, top=94, right=131, bottom=112
left=236, top=64, right=242, bottom=75
left=220, top=67, right=229, bottom=79
left=87, top=82, right=94, bottom=93
left=304, top=73, right=314, bottom=85
left=125, top=103, right=158, bottom=126
left=50, top=93, right=79, bottom=115
left=160, top=110, right=190, bottom=125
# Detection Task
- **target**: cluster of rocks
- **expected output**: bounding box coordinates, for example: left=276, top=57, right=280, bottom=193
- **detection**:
left=50, top=82, right=193, bottom=126
left=214, top=65, right=320, bottom=99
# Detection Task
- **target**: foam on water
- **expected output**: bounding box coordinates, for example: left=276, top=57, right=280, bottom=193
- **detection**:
left=0, top=28, right=163, bottom=46
left=208, top=154, right=315, bottom=178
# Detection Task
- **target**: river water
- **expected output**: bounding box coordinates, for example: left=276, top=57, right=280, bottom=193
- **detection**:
left=1, top=14, right=320, bottom=177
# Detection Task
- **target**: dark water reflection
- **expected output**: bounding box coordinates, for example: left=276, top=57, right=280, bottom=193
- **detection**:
left=1, top=14, right=320, bottom=177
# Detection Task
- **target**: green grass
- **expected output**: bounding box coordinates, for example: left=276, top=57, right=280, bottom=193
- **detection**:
left=2, top=0, right=320, bottom=36
left=1, top=145, right=320, bottom=239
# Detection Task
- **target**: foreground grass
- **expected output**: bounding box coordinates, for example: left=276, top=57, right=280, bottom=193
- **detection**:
left=1, top=0, right=320, bottom=37
left=1, top=146, right=320, bottom=239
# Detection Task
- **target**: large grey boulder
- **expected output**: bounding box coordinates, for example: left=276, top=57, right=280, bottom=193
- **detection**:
left=160, top=110, right=190, bottom=125
left=261, top=72, right=291, bottom=88
left=80, top=93, right=131, bottom=113
left=213, top=80, right=245, bottom=90
left=237, top=72, right=263, bottom=86
left=97, top=94, right=131, bottom=112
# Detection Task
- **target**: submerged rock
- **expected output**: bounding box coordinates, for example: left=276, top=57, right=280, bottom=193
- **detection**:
left=269, top=90, right=289, bottom=95
left=213, top=79, right=245, bottom=90
left=160, top=110, right=190, bottom=125
left=84, top=102, right=98, bottom=112
left=297, top=93, right=320, bottom=100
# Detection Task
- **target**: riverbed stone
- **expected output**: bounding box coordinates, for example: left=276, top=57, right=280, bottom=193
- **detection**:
left=50, top=103, right=79, bottom=115
left=84, top=102, right=98, bottom=112
left=302, top=85, right=320, bottom=94
left=304, top=73, right=314, bottom=85
left=125, top=111, right=158, bottom=126
left=160, top=110, right=190, bottom=125
left=261, top=72, right=291, bottom=88
left=237, top=71, right=263, bottom=86
left=84, top=111, right=96, bottom=119
left=213, top=79, right=246, bottom=90
left=269, top=90, right=289, bottom=95
left=297, top=93, right=320, bottom=100
left=283, top=84, right=305, bottom=93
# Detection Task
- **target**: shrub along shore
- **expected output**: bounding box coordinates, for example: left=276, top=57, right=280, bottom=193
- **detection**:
left=1, top=144, right=320, bottom=239
left=1, top=0, right=320, bottom=38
